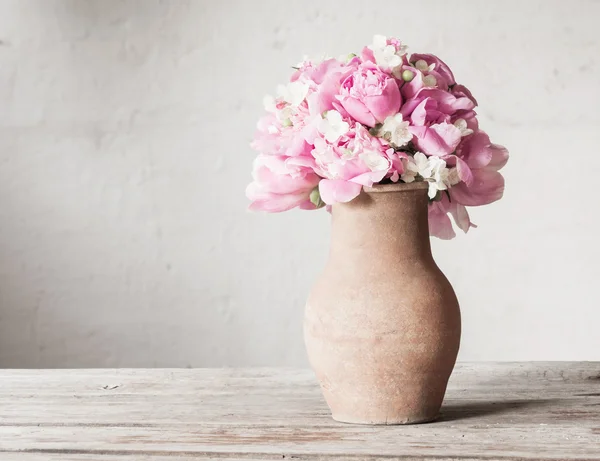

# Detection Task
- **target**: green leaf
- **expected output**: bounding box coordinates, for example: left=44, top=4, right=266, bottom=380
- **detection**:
left=309, top=187, right=325, bottom=209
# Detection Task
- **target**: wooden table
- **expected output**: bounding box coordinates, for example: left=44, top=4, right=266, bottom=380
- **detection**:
left=0, top=363, right=599, bottom=460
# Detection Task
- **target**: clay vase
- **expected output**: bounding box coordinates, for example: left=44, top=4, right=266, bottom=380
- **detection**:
left=304, top=182, right=461, bottom=425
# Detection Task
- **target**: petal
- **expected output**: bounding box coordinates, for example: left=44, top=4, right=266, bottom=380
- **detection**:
left=450, top=168, right=505, bottom=206
left=350, top=169, right=388, bottom=187
left=488, top=143, right=509, bottom=171
left=248, top=190, right=312, bottom=213
left=364, top=78, right=402, bottom=123
left=360, top=46, right=376, bottom=64
left=338, top=96, right=378, bottom=127
left=456, top=157, right=474, bottom=186
left=448, top=201, right=475, bottom=233
left=253, top=165, right=319, bottom=195
left=452, top=84, right=478, bottom=106
left=319, top=179, right=362, bottom=204
left=410, top=123, right=462, bottom=156
left=457, top=131, right=492, bottom=169
left=298, top=200, right=318, bottom=210
left=428, top=202, right=456, bottom=240
left=409, top=98, right=431, bottom=126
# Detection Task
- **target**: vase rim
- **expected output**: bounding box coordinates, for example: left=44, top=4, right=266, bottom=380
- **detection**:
left=364, top=182, right=429, bottom=194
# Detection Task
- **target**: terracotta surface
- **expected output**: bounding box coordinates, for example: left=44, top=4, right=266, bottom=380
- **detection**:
left=304, top=182, right=461, bottom=425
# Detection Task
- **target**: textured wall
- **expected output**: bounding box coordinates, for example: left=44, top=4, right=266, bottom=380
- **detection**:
left=0, top=0, right=598, bottom=367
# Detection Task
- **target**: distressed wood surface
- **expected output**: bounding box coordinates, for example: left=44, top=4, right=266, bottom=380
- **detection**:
left=0, top=363, right=599, bottom=460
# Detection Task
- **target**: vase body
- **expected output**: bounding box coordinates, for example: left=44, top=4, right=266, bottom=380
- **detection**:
left=304, top=182, right=461, bottom=425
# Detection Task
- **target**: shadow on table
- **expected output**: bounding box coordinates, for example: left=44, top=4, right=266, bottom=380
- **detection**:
left=439, top=399, right=554, bottom=422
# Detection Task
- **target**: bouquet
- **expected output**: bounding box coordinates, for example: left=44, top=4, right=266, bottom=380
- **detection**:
left=246, top=35, right=508, bottom=239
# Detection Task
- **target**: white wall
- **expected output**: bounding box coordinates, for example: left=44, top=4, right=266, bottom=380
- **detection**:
left=0, top=0, right=598, bottom=367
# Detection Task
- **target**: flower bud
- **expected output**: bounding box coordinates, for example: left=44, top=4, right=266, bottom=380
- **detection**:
left=310, top=187, right=325, bottom=208
left=415, top=59, right=429, bottom=71
left=401, top=70, right=414, bottom=82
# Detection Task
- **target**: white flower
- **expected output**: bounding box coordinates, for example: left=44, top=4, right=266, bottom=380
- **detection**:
left=296, top=54, right=331, bottom=68
left=401, top=153, right=458, bottom=199
left=360, top=151, right=390, bottom=172
left=318, top=110, right=349, bottom=143
left=426, top=156, right=455, bottom=198
left=379, top=114, right=412, bottom=148
left=401, top=152, right=432, bottom=183
left=276, top=81, right=309, bottom=106
left=453, top=118, right=474, bottom=137
left=369, top=35, right=406, bottom=71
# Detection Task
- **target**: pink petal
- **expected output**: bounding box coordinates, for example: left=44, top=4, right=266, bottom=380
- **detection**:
left=449, top=202, right=475, bottom=233
left=409, top=98, right=431, bottom=126
left=400, top=68, right=424, bottom=100
left=428, top=202, right=456, bottom=240
left=452, top=84, right=478, bottom=106
left=298, top=200, right=318, bottom=210
left=350, top=169, right=388, bottom=187
left=450, top=169, right=505, bottom=206
left=456, top=157, right=474, bottom=186
left=488, top=143, right=509, bottom=171
left=319, top=179, right=362, bottom=205
left=430, top=123, right=462, bottom=152
left=364, top=78, right=402, bottom=123
left=253, top=165, right=319, bottom=195
left=410, top=123, right=462, bottom=156
left=338, top=96, right=378, bottom=127
left=360, top=46, right=376, bottom=64
left=248, top=190, right=312, bottom=213
left=457, top=131, right=493, bottom=169
left=286, top=156, right=317, bottom=170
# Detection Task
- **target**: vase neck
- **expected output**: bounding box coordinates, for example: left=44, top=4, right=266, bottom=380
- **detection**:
left=330, top=187, right=432, bottom=261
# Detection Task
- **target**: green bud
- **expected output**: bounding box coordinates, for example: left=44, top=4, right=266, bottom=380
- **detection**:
left=282, top=118, right=292, bottom=127
left=401, top=70, right=415, bottom=82
left=309, top=187, right=325, bottom=209
left=346, top=53, right=357, bottom=61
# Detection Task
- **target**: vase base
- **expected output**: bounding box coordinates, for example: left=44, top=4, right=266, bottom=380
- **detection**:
left=331, top=412, right=439, bottom=426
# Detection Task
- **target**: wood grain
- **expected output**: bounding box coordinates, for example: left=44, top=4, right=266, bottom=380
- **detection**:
left=0, top=363, right=599, bottom=460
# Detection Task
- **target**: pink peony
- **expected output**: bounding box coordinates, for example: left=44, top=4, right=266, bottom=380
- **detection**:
left=312, top=123, right=395, bottom=204
left=251, top=113, right=313, bottom=159
left=247, top=35, right=508, bottom=239
left=336, top=64, right=401, bottom=127
left=451, top=132, right=507, bottom=206
left=246, top=155, right=321, bottom=212
left=401, top=88, right=476, bottom=156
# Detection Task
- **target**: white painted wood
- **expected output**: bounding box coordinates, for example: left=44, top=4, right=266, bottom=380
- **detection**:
left=0, top=363, right=599, bottom=460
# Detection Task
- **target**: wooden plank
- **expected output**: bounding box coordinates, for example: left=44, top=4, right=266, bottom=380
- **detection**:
left=0, top=363, right=599, bottom=460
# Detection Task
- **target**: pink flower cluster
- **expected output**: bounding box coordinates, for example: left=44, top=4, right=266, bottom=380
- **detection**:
left=247, top=36, right=508, bottom=239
